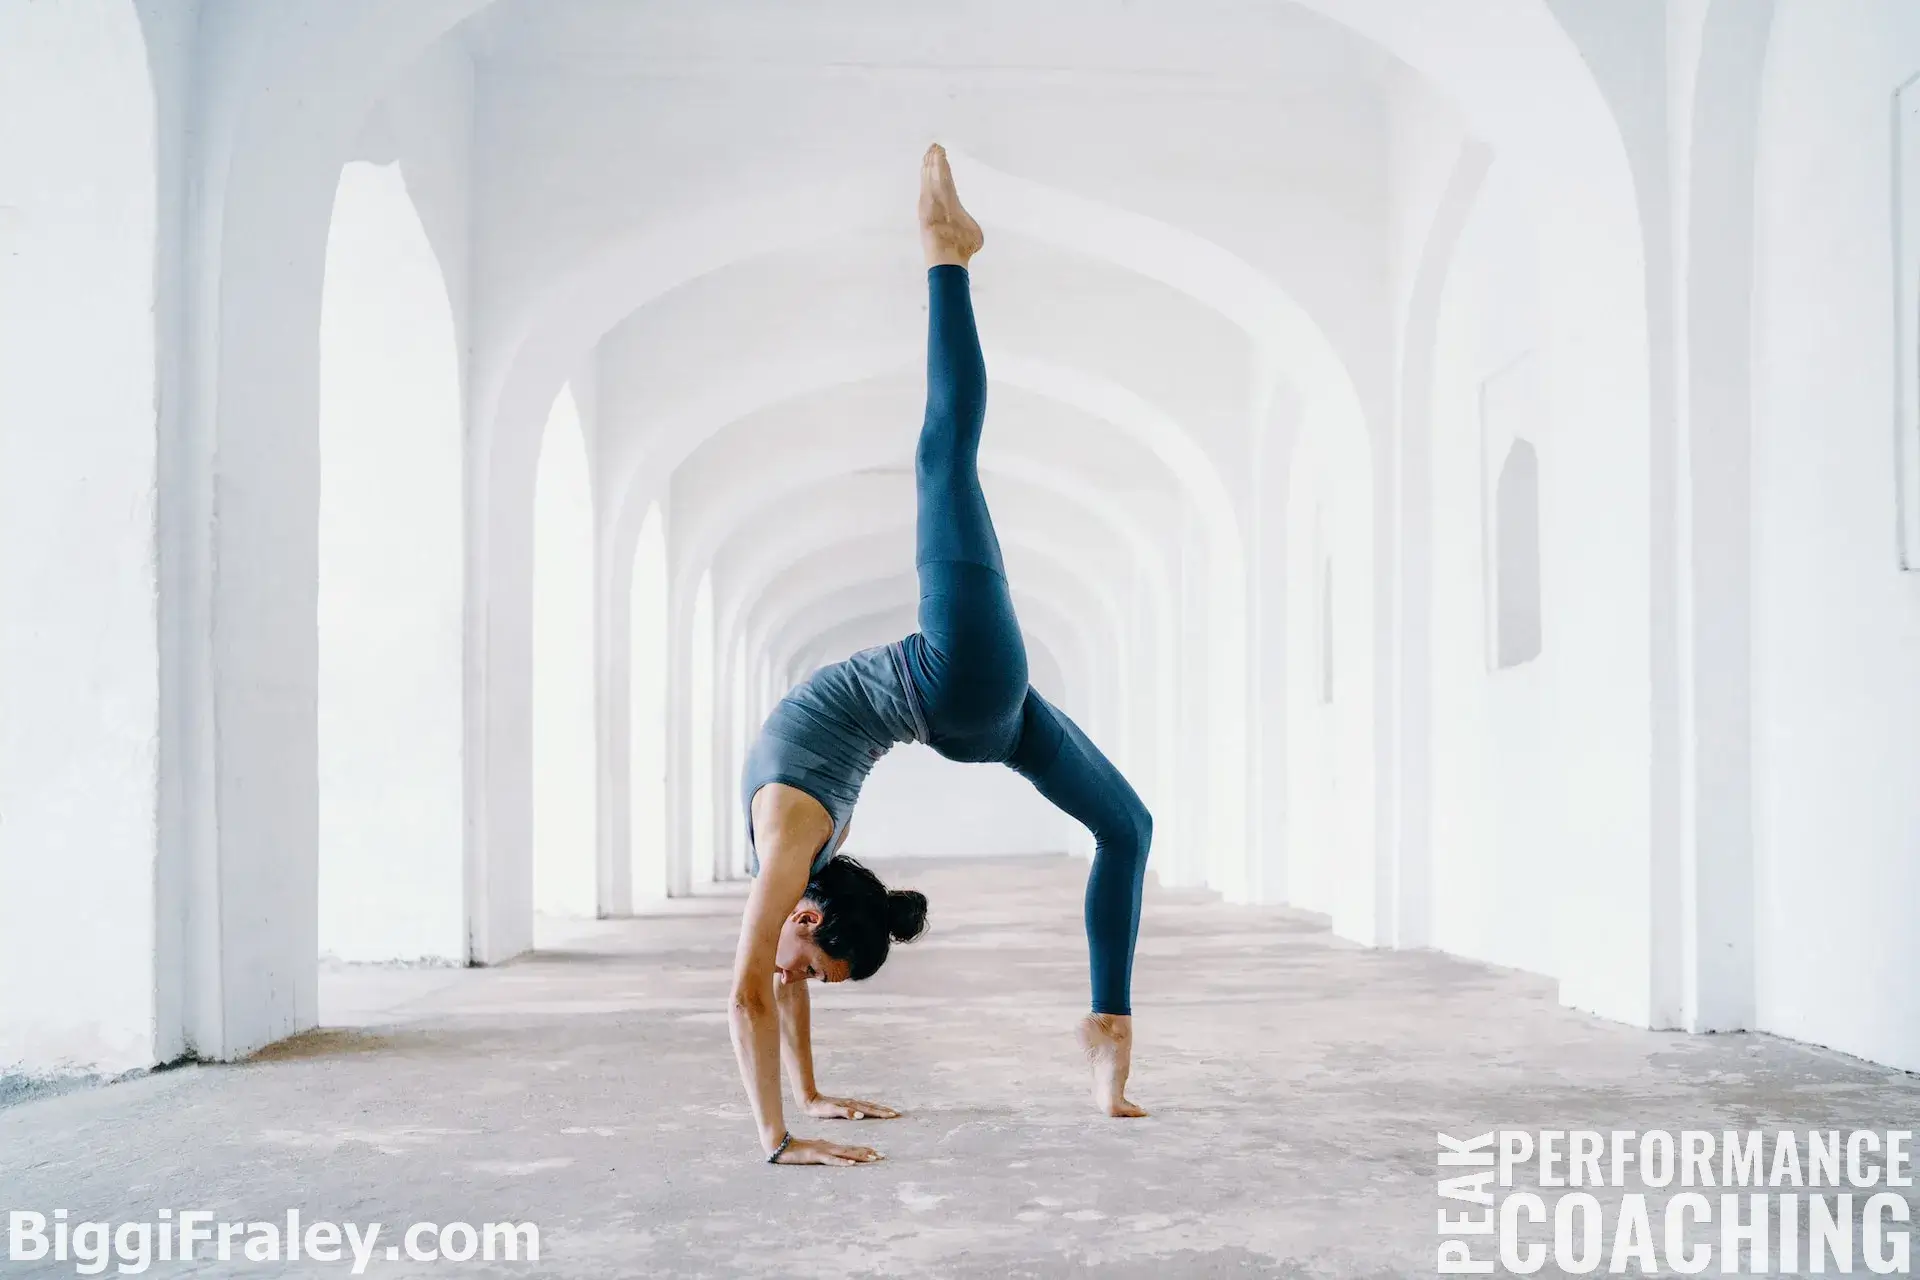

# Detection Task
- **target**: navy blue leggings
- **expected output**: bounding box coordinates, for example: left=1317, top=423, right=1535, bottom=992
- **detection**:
left=899, top=265, right=1153, bottom=1017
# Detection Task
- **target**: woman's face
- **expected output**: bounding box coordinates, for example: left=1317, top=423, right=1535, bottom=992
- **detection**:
left=775, top=905, right=852, bottom=986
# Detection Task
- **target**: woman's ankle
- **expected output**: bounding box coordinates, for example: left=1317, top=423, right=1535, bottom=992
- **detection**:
left=1078, top=1011, right=1132, bottom=1052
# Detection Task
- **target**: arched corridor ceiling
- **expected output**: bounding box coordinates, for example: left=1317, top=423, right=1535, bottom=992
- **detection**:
left=770, top=581, right=1089, bottom=708
left=785, top=605, right=1072, bottom=711
left=458, top=0, right=1402, bottom=424
left=748, top=539, right=1121, bottom=665
left=593, top=228, right=1256, bottom=483
left=638, top=363, right=1193, bottom=589
left=447, top=0, right=1414, bottom=540
left=712, top=478, right=1141, bottom=639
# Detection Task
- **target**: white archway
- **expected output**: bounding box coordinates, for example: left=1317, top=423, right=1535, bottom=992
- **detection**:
left=1423, top=172, right=1561, bottom=983
left=628, top=503, right=669, bottom=905
left=478, top=153, right=1365, bottom=481
left=533, top=385, right=596, bottom=919
left=317, top=160, right=464, bottom=963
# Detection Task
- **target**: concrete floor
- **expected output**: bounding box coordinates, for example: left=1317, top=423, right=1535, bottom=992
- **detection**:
left=4, top=855, right=1916, bottom=1278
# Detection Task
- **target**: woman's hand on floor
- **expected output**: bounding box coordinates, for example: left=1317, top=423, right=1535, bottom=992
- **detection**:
left=803, top=1094, right=900, bottom=1120
left=772, top=1136, right=884, bottom=1166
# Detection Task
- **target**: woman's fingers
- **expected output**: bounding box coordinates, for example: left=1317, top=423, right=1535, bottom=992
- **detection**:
left=781, top=1137, right=876, bottom=1165
left=780, top=1137, right=884, bottom=1164
left=812, top=1095, right=901, bottom=1120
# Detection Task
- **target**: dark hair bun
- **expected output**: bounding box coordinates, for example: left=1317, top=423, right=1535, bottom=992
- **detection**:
left=806, top=855, right=927, bottom=979
left=885, top=889, right=929, bottom=943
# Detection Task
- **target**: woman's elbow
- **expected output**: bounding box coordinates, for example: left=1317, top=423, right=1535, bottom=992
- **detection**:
left=729, top=986, right=772, bottom=1019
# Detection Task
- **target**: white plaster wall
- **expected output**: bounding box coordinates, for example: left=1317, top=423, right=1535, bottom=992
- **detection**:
left=1526, top=169, right=1657, bottom=1030
left=1410, top=107, right=1658, bottom=1030
left=0, top=0, right=161, bottom=1077
left=135, top=0, right=201, bottom=1072
left=1425, top=165, right=1559, bottom=979
left=1749, top=0, right=1920, bottom=1072
left=1285, top=404, right=1377, bottom=942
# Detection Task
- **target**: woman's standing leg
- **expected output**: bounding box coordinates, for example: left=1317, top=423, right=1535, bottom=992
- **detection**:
left=1007, top=688, right=1152, bottom=1117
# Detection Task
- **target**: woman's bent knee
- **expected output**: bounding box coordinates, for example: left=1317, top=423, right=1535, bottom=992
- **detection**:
left=1122, top=799, right=1153, bottom=863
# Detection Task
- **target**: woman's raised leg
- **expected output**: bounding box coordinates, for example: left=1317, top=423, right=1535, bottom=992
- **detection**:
left=915, top=263, right=999, bottom=576
left=907, top=146, right=1027, bottom=754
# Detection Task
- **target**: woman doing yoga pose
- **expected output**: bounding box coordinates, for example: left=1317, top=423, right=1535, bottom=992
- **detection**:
left=728, top=145, right=1153, bottom=1167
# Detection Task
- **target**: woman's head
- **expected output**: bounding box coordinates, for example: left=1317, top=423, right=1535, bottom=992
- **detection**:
left=774, top=855, right=928, bottom=986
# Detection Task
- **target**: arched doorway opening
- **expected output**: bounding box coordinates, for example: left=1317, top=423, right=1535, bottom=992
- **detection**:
left=533, top=385, right=597, bottom=919
left=629, top=504, right=669, bottom=905
left=688, top=572, right=717, bottom=888
left=317, top=160, right=464, bottom=963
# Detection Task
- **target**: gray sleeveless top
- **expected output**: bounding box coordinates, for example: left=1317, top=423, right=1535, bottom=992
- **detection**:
left=741, top=640, right=928, bottom=876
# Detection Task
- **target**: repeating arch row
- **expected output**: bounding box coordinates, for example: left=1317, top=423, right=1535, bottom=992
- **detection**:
left=38, top=1, right=1917, bottom=1088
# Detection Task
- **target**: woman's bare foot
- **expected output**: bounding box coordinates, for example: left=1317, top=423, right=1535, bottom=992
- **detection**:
left=919, top=143, right=983, bottom=269
left=1077, top=1013, right=1148, bottom=1118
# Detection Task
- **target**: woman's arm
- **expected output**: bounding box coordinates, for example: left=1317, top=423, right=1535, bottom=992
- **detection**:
left=729, top=784, right=881, bottom=1165
left=778, top=978, right=902, bottom=1121
left=775, top=972, right=821, bottom=1104
left=728, top=869, right=800, bottom=1156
